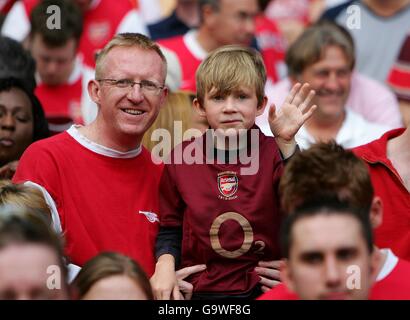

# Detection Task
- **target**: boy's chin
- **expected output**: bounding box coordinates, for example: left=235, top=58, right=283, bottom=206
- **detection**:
left=214, top=127, right=245, bottom=138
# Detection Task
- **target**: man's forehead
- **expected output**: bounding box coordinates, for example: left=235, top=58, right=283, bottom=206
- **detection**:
left=220, top=0, right=259, bottom=12
left=291, top=214, right=363, bottom=252
left=103, top=46, right=165, bottom=79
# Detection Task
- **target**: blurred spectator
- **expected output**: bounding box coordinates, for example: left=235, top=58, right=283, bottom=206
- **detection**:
left=159, top=0, right=282, bottom=92
left=278, top=196, right=379, bottom=300
left=256, top=21, right=392, bottom=149
left=0, top=36, right=36, bottom=92
left=258, top=20, right=402, bottom=129
left=0, top=205, right=69, bottom=299
left=2, top=0, right=148, bottom=68
left=73, top=252, right=153, bottom=300
left=28, top=0, right=95, bottom=134
left=259, top=142, right=410, bottom=300
left=149, top=0, right=199, bottom=41
left=27, top=1, right=82, bottom=132
left=353, top=127, right=410, bottom=260
left=0, top=77, right=49, bottom=179
left=321, top=0, right=410, bottom=83
left=255, top=0, right=288, bottom=83
left=387, top=31, right=410, bottom=125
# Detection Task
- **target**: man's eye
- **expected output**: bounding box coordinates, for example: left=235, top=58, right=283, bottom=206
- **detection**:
left=115, top=79, right=132, bottom=88
left=141, top=80, right=158, bottom=91
left=302, top=253, right=323, bottom=265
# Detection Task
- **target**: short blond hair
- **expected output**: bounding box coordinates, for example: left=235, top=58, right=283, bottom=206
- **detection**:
left=95, top=33, right=167, bottom=79
left=0, top=180, right=51, bottom=225
left=196, top=45, right=266, bottom=107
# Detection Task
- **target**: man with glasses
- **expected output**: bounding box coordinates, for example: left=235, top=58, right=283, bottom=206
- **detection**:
left=13, top=33, right=168, bottom=277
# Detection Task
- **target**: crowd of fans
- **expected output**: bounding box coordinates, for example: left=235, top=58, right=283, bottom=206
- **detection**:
left=0, top=0, right=408, bottom=300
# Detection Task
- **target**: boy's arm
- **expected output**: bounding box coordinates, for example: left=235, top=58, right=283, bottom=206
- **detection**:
left=268, top=83, right=316, bottom=158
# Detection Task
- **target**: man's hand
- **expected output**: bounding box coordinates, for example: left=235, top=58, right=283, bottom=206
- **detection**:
left=176, top=264, right=206, bottom=300
left=255, top=260, right=284, bottom=293
left=269, top=83, right=316, bottom=157
left=150, top=254, right=182, bottom=300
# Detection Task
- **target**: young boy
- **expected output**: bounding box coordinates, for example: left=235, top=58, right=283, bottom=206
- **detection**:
left=151, top=45, right=316, bottom=299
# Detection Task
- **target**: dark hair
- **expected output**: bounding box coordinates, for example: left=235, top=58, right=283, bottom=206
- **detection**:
left=0, top=204, right=67, bottom=280
left=198, top=0, right=220, bottom=23
left=30, top=0, right=83, bottom=47
left=280, top=196, right=374, bottom=259
left=0, top=77, right=49, bottom=142
left=0, top=36, right=36, bottom=92
left=73, top=252, right=153, bottom=299
left=279, top=142, right=373, bottom=214
left=286, top=20, right=355, bottom=78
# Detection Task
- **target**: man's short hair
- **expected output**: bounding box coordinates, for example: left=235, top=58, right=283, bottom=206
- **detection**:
left=280, top=196, right=374, bottom=259
left=279, top=142, right=374, bottom=214
left=30, top=0, right=83, bottom=47
left=95, top=33, right=167, bottom=80
left=196, top=45, right=266, bottom=106
left=286, top=21, right=355, bottom=78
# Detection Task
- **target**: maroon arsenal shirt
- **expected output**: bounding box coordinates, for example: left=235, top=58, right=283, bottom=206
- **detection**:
left=159, top=127, right=283, bottom=295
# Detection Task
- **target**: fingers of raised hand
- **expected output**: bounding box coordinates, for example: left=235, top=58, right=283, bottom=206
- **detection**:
left=299, top=89, right=316, bottom=113
left=284, top=82, right=302, bottom=105
left=291, top=83, right=312, bottom=107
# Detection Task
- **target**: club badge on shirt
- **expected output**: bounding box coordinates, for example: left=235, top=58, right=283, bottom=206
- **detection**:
left=138, top=210, right=159, bottom=223
left=217, top=171, right=238, bottom=200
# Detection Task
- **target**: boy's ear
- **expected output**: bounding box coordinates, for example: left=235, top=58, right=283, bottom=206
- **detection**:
left=193, top=98, right=207, bottom=117
left=256, top=96, right=268, bottom=116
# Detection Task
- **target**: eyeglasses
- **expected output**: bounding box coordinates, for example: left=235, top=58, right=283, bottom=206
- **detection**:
left=96, top=78, right=165, bottom=95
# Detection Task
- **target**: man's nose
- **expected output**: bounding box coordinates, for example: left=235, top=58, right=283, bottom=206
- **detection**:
left=45, top=61, right=59, bottom=75
left=127, top=83, right=145, bottom=103
left=324, top=256, right=343, bottom=289
left=324, top=73, right=341, bottom=92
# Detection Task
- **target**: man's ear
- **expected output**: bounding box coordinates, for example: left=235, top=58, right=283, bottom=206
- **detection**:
left=256, top=96, right=268, bottom=116
left=280, top=259, right=296, bottom=293
left=88, top=79, right=101, bottom=105
left=369, top=196, right=383, bottom=229
left=202, top=4, right=218, bottom=27
left=193, top=98, right=207, bottom=117
left=159, top=86, right=169, bottom=108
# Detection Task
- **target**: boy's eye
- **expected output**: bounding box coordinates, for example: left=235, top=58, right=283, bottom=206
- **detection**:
left=238, top=94, right=248, bottom=100
left=212, top=95, right=224, bottom=101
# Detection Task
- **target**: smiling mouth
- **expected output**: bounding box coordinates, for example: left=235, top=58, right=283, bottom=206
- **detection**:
left=122, top=109, right=145, bottom=116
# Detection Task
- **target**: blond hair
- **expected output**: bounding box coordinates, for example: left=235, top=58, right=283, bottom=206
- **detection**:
left=95, top=33, right=167, bottom=79
left=196, top=45, right=266, bottom=107
left=142, top=91, right=205, bottom=156
left=0, top=180, right=51, bottom=225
